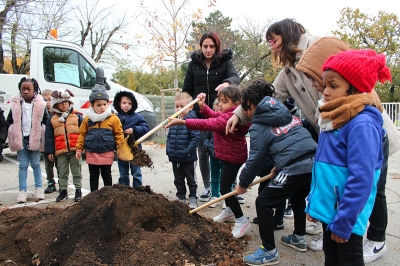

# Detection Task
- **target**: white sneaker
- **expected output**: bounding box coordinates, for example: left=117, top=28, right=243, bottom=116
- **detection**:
left=34, top=188, right=45, bottom=200
left=308, top=234, right=323, bottom=251
left=306, top=221, right=323, bottom=235
left=232, top=217, right=251, bottom=238
left=17, top=190, right=27, bottom=203
left=363, top=239, right=387, bottom=263
left=222, top=201, right=226, bottom=209
left=208, top=197, right=219, bottom=208
left=213, top=207, right=235, bottom=223
left=188, top=197, right=198, bottom=209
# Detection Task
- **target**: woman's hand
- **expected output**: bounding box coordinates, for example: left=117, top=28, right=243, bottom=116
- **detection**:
left=164, top=117, right=185, bottom=128
left=197, top=93, right=206, bottom=110
left=215, top=82, right=230, bottom=95
left=225, top=114, right=239, bottom=135
left=331, top=232, right=348, bottom=244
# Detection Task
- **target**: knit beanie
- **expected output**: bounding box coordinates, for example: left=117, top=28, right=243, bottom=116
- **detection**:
left=322, top=49, right=392, bottom=93
left=89, top=83, right=109, bottom=103
left=50, top=89, right=74, bottom=112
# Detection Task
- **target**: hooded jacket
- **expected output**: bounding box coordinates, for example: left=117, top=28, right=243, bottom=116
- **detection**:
left=182, top=49, right=240, bottom=117
left=7, top=94, right=48, bottom=152
left=113, top=91, right=149, bottom=148
left=239, top=96, right=317, bottom=188
left=306, top=106, right=385, bottom=239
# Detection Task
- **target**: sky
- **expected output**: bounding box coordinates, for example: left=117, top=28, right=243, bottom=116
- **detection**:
left=205, top=0, right=400, bottom=36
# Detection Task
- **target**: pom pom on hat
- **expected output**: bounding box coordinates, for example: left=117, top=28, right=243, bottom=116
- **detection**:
left=322, top=49, right=392, bottom=93
left=89, top=83, right=109, bottom=103
left=50, top=89, right=74, bottom=113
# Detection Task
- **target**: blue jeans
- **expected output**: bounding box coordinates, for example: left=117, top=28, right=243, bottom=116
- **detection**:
left=117, top=159, right=142, bottom=187
left=17, top=138, right=42, bottom=191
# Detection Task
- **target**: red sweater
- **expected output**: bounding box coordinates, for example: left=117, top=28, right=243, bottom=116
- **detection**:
left=185, top=105, right=250, bottom=164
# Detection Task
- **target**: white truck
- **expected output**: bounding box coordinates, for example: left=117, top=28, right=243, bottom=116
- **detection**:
left=0, top=38, right=158, bottom=139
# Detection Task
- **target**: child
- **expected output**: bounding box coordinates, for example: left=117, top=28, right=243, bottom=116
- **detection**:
left=235, top=78, right=317, bottom=265
left=0, top=107, right=7, bottom=164
left=113, top=91, right=149, bottom=187
left=166, top=92, right=200, bottom=209
left=7, top=77, right=48, bottom=203
left=166, top=86, right=251, bottom=239
left=45, top=89, right=84, bottom=202
left=41, top=89, right=59, bottom=193
left=75, top=84, right=124, bottom=192
left=306, top=49, right=389, bottom=265
left=203, top=98, right=222, bottom=208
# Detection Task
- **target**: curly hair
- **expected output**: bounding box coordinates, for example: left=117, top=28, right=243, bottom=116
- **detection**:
left=18, top=77, right=41, bottom=95
left=241, top=78, right=275, bottom=111
left=266, top=18, right=305, bottom=67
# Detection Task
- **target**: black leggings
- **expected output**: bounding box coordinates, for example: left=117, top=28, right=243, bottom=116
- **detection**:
left=219, top=160, right=243, bottom=218
left=88, top=164, right=112, bottom=192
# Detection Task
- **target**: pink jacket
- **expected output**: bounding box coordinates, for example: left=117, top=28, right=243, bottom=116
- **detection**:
left=186, top=105, right=250, bottom=164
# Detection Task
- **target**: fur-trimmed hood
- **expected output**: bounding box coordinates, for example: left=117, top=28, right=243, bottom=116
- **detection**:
left=113, top=90, right=138, bottom=115
left=190, top=49, right=234, bottom=66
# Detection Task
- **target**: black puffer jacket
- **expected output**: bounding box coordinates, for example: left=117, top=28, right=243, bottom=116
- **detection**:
left=0, top=108, right=8, bottom=162
left=182, top=49, right=240, bottom=117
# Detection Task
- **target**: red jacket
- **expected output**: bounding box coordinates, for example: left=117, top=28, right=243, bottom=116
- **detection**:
left=186, top=105, right=250, bottom=164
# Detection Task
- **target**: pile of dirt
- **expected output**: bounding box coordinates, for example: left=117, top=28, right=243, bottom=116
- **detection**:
left=0, top=185, right=248, bottom=266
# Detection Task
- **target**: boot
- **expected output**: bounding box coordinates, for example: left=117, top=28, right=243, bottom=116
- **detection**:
left=44, top=181, right=56, bottom=193
left=56, top=190, right=68, bottom=202
left=74, top=189, right=82, bottom=202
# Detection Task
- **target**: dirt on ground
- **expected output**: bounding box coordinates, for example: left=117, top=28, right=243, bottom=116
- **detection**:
left=0, top=184, right=248, bottom=266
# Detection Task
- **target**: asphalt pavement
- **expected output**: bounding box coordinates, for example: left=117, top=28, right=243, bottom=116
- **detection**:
left=0, top=142, right=399, bottom=265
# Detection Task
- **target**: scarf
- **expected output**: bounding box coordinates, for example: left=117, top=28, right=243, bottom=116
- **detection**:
left=318, top=93, right=377, bottom=131
left=56, top=107, right=72, bottom=123
left=87, top=105, right=112, bottom=122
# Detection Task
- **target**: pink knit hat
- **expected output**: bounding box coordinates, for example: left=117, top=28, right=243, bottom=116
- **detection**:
left=322, top=49, right=392, bottom=93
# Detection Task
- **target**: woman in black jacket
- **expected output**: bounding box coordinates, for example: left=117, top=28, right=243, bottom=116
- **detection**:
left=182, top=32, right=240, bottom=202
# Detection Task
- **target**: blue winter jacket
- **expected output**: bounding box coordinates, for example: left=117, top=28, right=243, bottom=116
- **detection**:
left=203, top=131, right=215, bottom=157
left=166, top=110, right=200, bottom=163
left=306, top=106, right=385, bottom=239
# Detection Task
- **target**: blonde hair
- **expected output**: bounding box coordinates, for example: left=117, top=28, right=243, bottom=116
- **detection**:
left=42, top=89, right=53, bottom=96
left=212, top=98, right=219, bottom=111
left=175, top=92, right=193, bottom=105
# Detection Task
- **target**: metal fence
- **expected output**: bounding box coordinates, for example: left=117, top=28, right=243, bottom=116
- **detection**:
left=382, top=102, right=400, bottom=130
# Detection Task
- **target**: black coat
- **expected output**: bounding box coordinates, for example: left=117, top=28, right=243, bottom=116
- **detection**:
left=182, top=49, right=240, bottom=117
left=0, top=108, right=8, bottom=161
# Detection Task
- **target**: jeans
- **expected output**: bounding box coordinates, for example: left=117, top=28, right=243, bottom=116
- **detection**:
left=209, top=156, right=222, bottom=197
left=322, top=223, right=364, bottom=266
left=17, top=138, right=42, bottom=191
left=367, top=134, right=389, bottom=242
left=257, top=172, right=311, bottom=250
left=197, top=131, right=210, bottom=188
left=117, top=159, right=142, bottom=187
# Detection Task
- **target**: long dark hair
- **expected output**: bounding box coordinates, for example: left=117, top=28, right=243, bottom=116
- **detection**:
left=198, top=32, right=223, bottom=63
left=266, top=18, right=305, bottom=67
left=18, top=77, right=41, bottom=95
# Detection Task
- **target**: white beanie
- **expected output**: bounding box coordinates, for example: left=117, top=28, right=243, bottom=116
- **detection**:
left=50, top=89, right=74, bottom=121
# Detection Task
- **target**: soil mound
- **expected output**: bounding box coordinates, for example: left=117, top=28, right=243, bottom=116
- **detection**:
left=0, top=185, right=247, bottom=266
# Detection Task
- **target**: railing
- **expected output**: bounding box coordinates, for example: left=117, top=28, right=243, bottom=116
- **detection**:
left=382, top=102, right=400, bottom=131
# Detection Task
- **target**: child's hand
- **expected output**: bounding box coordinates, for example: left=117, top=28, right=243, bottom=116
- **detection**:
left=76, top=150, right=82, bottom=160
left=197, top=93, right=206, bottom=110
left=164, top=117, right=185, bottom=128
left=124, top=128, right=133, bottom=134
left=331, top=232, right=348, bottom=244
left=235, top=184, right=247, bottom=195
left=47, top=154, right=54, bottom=161
left=306, top=214, right=319, bottom=223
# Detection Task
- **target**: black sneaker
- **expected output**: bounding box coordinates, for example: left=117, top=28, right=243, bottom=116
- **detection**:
left=199, top=188, right=211, bottom=202
left=236, top=195, right=245, bottom=204
left=284, top=206, right=293, bottom=218
left=44, top=182, right=56, bottom=194
left=74, top=189, right=82, bottom=202
left=56, top=190, right=68, bottom=202
left=274, top=222, right=284, bottom=230
left=253, top=217, right=259, bottom=224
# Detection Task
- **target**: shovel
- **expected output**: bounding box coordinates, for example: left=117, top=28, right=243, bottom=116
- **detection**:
left=189, top=173, right=273, bottom=214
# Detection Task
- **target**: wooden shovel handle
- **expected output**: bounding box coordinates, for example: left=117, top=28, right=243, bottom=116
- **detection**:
left=189, top=173, right=273, bottom=214
left=135, top=97, right=200, bottom=145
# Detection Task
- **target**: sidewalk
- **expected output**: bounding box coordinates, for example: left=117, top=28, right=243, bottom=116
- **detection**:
left=0, top=142, right=399, bottom=265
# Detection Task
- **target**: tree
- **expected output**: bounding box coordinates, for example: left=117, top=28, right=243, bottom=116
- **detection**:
left=137, top=0, right=203, bottom=89
left=334, top=8, right=400, bottom=102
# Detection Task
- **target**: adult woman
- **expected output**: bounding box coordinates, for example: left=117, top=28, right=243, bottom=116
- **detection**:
left=183, top=32, right=240, bottom=202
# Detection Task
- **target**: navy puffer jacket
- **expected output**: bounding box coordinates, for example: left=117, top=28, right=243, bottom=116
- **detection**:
left=166, top=110, right=200, bottom=163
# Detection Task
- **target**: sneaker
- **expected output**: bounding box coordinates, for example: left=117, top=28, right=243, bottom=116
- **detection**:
left=199, top=188, right=211, bottom=202
left=232, top=217, right=251, bottom=238
left=274, top=222, right=284, bottom=231
left=284, top=206, right=293, bottom=218
left=208, top=197, right=219, bottom=208
left=222, top=201, right=226, bottom=209
left=17, top=190, right=27, bottom=203
left=178, top=198, right=186, bottom=204
left=74, top=189, right=82, bottom=202
left=188, top=197, right=198, bottom=209
left=306, top=221, right=323, bottom=235
left=308, top=234, right=323, bottom=251
left=252, top=217, right=259, bottom=224
left=281, top=234, right=307, bottom=252
left=56, top=190, right=69, bottom=202
left=243, top=246, right=279, bottom=265
left=44, top=182, right=56, bottom=193
left=363, top=239, right=387, bottom=263
left=236, top=194, right=246, bottom=204
left=34, top=188, right=45, bottom=200
left=213, top=207, right=235, bottom=223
